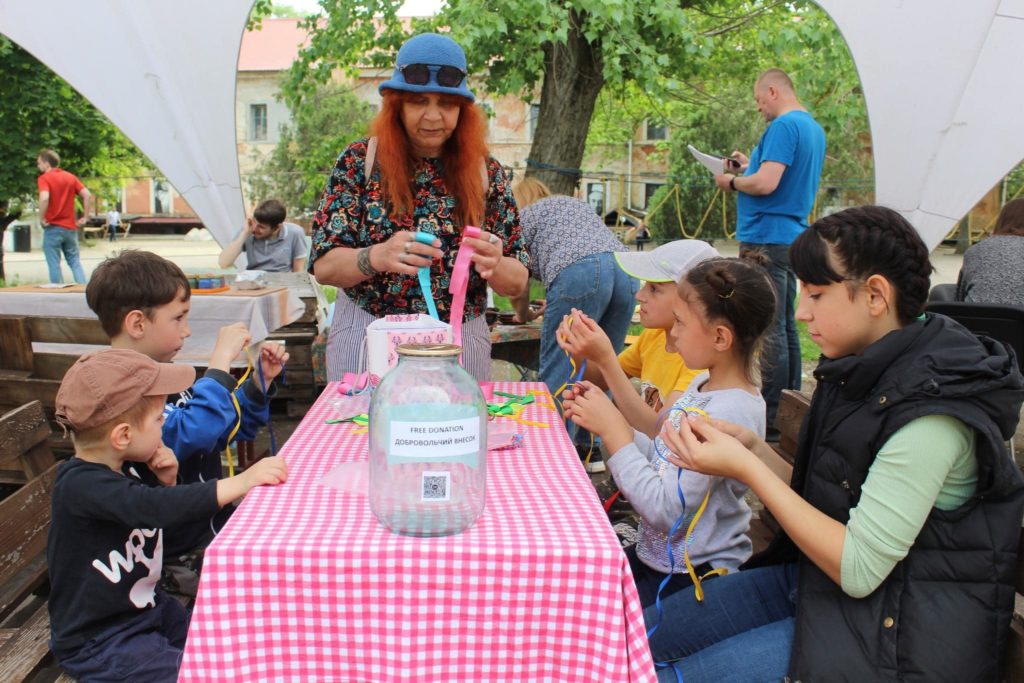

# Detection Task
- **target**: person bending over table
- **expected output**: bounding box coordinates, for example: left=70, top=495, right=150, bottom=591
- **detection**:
left=510, top=177, right=637, bottom=469
left=308, top=32, right=528, bottom=382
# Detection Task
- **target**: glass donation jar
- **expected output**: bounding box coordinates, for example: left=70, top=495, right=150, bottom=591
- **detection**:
left=368, top=343, right=488, bottom=536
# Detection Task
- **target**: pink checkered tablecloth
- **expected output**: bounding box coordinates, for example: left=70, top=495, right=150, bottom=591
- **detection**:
left=179, top=382, right=656, bottom=682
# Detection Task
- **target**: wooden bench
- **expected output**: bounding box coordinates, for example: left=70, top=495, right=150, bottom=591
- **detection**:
left=82, top=223, right=130, bottom=240
left=754, top=389, right=1024, bottom=680
left=0, top=401, right=58, bottom=489
left=0, top=460, right=62, bottom=682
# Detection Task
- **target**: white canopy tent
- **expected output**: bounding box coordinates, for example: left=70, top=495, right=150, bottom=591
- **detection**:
left=2, top=1, right=1022, bottom=251
left=816, top=0, right=1024, bottom=248
left=0, top=0, right=255, bottom=250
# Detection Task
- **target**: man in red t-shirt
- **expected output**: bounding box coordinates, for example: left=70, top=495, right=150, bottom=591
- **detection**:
left=37, top=149, right=92, bottom=283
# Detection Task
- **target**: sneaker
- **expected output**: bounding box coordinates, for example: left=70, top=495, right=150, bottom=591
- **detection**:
left=612, top=521, right=639, bottom=548
left=584, top=452, right=606, bottom=473
left=575, top=443, right=606, bottom=473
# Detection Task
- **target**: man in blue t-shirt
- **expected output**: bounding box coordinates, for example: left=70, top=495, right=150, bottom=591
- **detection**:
left=715, top=69, right=826, bottom=439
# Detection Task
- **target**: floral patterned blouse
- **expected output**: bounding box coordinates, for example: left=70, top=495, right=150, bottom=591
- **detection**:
left=309, top=138, right=528, bottom=321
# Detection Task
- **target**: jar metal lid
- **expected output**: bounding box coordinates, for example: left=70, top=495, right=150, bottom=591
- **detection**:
left=396, top=343, right=463, bottom=357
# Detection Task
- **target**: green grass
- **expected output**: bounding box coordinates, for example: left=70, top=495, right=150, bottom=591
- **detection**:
left=797, top=321, right=820, bottom=362
left=491, top=280, right=545, bottom=312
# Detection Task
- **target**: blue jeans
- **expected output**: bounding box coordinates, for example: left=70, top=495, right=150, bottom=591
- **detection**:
left=43, top=225, right=87, bottom=284
left=57, top=590, right=189, bottom=682
left=540, top=252, right=638, bottom=444
left=742, top=242, right=801, bottom=437
left=646, top=563, right=798, bottom=682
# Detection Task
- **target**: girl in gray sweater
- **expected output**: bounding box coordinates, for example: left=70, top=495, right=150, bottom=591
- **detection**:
left=564, top=253, right=776, bottom=606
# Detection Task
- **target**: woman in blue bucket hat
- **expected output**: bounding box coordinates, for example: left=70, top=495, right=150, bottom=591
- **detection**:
left=309, top=33, right=529, bottom=382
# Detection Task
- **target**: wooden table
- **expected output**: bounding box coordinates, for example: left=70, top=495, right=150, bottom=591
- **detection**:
left=0, top=284, right=304, bottom=365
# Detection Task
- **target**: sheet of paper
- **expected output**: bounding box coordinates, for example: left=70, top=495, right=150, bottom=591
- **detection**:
left=687, top=144, right=726, bottom=176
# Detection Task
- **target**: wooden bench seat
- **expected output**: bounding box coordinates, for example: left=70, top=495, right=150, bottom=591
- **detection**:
left=0, top=459, right=62, bottom=682
left=0, top=402, right=58, bottom=488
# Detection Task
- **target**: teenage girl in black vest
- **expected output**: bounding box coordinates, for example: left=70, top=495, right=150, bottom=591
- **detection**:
left=650, top=206, right=1024, bottom=682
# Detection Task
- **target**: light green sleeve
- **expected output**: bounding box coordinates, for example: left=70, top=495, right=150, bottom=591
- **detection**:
left=839, top=414, right=977, bottom=598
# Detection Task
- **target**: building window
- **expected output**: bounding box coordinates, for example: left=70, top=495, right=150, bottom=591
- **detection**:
left=528, top=103, right=541, bottom=140
left=153, top=179, right=172, bottom=215
left=644, top=183, right=664, bottom=209
left=586, top=182, right=605, bottom=216
left=645, top=119, right=667, bottom=141
left=250, top=104, right=268, bottom=141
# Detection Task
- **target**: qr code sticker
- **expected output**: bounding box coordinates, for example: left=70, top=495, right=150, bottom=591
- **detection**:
left=421, top=471, right=451, bottom=502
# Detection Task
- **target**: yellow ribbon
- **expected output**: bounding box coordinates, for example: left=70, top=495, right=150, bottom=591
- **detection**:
left=222, top=347, right=255, bottom=477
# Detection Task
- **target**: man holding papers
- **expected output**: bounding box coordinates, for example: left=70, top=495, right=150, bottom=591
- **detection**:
left=715, top=68, right=825, bottom=440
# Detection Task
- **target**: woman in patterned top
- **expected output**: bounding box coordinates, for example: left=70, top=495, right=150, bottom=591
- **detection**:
left=309, top=33, right=529, bottom=381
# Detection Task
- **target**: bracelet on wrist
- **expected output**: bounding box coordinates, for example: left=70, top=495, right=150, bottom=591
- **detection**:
left=356, top=246, right=378, bottom=277
left=729, top=176, right=738, bottom=192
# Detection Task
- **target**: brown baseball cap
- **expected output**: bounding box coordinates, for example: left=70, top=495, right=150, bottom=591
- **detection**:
left=55, top=349, right=195, bottom=432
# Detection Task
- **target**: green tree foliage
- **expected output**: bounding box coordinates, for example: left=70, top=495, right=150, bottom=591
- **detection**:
left=248, top=81, right=374, bottom=216
left=283, top=0, right=712, bottom=195
left=614, top=1, right=871, bottom=242
left=0, top=37, right=144, bottom=280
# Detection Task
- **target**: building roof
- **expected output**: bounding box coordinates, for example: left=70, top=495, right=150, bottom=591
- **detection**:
left=238, top=18, right=308, bottom=72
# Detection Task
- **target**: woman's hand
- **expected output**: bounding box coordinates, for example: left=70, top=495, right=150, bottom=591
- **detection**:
left=660, top=416, right=758, bottom=482
left=465, top=231, right=504, bottom=280
left=371, top=230, right=443, bottom=276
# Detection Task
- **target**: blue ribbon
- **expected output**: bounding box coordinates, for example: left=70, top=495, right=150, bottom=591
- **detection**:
left=415, top=231, right=439, bottom=319
left=645, top=432, right=688, bottom=682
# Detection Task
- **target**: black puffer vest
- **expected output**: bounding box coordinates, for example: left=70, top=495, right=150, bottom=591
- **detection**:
left=749, top=314, right=1024, bottom=681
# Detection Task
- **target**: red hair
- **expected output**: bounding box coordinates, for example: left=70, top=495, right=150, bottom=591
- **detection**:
left=372, top=90, right=489, bottom=228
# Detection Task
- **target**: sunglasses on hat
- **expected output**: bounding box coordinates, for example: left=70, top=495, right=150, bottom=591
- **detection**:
left=399, top=63, right=467, bottom=88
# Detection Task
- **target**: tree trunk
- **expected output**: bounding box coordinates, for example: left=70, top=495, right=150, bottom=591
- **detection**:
left=524, top=9, right=605, bottom=197
left=0, top=206, right=20, bottom=284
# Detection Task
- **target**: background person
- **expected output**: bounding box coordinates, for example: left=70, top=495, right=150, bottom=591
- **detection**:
left=36, top=148, right=91, bottom=284
left=956, top=197, right=1024, bottom=307
left=308, top=32, right=528, bottom=382
left=105, top=206, right=121, bottom=242
left=511, top=177, right=637, bottom=470
left=715, top=69, right=826, bottom=440
left=218, top=198, right=308, bottom=273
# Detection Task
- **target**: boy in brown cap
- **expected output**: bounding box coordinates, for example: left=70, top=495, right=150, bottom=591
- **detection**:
left=46, top=349, right=287, bottom=682
left=86, top=250, right=288, bottom=592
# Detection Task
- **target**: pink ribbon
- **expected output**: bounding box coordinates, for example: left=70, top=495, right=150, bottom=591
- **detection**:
left=448, top=225, right=480, bottom=350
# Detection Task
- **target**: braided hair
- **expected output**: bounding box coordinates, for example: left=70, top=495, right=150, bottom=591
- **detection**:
left=680, top=253, right=777, bottom=384
left=791, top=206, right=933, bottom=324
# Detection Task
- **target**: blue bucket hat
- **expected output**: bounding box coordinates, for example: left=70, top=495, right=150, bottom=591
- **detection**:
left=378, top=33, right=475, bottom=102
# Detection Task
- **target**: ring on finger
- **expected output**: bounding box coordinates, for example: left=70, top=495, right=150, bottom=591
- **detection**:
left=398, top=252, right=406, bottom=263
left=404, top=241, right=412, bottom=253
left=489, top=233, right=499, bottom=244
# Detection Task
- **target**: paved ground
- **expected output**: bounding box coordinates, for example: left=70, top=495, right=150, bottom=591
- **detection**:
left=2, top=234, right=967, bottom=286
left=3, top=234, right=224, bottom=284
